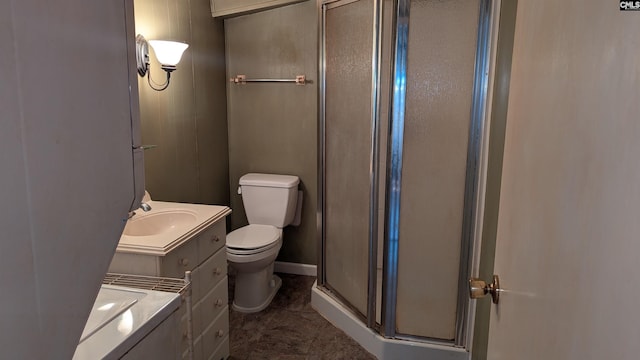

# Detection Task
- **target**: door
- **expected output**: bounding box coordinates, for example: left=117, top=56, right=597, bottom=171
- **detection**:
left=321, top=0, right=493, bottom=345
left=0, top=1, right=140, bottom=358
left=394, top=0, right=484, bottom=341
left=486, top=1, right=640, bottom=359
left=321, top=0, right=376, bottom=318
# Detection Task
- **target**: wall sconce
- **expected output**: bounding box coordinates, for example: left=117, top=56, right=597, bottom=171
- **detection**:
left=136, top=34, right=189, bottom=91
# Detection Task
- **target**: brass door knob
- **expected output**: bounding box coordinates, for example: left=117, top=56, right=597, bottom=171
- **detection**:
left=469, top=275, right=501, bottom=304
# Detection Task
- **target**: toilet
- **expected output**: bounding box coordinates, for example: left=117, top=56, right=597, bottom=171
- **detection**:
left=226, top=173, right=300, bottom=313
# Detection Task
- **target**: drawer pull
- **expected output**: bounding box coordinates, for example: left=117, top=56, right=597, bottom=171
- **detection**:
left=211, top=235, right=220, bottom=243
left=216, top=330, right=225, bottom=338
left=179, top=258, right=189, bottom=267
left=213, top=267, right=222, bottom=275
left=215, top=299, right=224, bottom=307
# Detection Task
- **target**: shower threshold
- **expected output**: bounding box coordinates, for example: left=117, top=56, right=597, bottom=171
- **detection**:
left=311, top=281, right=470, bottom=360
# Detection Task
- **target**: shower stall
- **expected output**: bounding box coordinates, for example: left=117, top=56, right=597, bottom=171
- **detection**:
left=313, top=0, right=501, bottom=357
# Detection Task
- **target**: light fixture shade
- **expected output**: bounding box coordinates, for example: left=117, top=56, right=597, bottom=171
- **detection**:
left=148, top=40, right=189, bottom=66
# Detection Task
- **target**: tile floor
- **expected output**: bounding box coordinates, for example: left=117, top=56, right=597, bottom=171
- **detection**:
left=227, top=273, right=376, bottom=360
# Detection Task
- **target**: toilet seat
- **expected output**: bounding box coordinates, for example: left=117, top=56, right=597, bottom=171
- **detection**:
left=227, top=224, right=282, bottom=255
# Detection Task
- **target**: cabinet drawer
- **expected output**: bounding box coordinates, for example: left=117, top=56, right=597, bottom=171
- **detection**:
left=201, top=308, right=229, bottom=360
left=199, top=277, right=228, bottom=337
left=197, top=220, right=226, bottom=264
left=160, top=239, right=198, bottom=278
left=198, top=247, right=227, bottom=298
left=179, top=301, right=202, bottom=354
left=181, top=277, right=227, bottom=348
left=108, top=252, right=160, bottom=276
left=190, top=265, right=202, bottom=303
left=182, top=335, right=203, bottom=360
left=208, top=336, right=229, bottom=360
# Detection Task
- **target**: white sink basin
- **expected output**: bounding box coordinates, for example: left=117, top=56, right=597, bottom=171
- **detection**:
left=123, top=210, right=198, bottom=236
left=115, top=201, right=231, bottom=254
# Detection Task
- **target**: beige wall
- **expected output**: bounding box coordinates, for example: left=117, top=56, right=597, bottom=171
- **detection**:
left=225, top=0, right=318, bottom=265
left=134, top=0, right=230, bottom=206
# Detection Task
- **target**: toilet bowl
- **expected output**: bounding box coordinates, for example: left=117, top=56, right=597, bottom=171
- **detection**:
left=227, top=225, right=283, bottom=312
left=226, top=173, right=299, bottom=313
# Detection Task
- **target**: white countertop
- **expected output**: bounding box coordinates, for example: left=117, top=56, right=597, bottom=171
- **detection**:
left=73, top=285, right=181, bottom=360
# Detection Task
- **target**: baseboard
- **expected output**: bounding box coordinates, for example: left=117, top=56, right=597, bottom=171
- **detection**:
left=274, top=261, right=317, bottom=276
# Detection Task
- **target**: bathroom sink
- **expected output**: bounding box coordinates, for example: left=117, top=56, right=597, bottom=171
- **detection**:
left=123, top=210, right=198, bottom=236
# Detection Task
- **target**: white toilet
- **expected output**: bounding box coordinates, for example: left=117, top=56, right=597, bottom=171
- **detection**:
left=226, top=173, right=300, bottom=313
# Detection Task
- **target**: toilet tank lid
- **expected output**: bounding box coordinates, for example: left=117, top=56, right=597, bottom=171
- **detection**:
left=239, top=173, right=299, bottom=188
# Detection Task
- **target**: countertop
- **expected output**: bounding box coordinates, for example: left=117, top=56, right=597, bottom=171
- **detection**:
left=116, top=201, right=231, bottom=256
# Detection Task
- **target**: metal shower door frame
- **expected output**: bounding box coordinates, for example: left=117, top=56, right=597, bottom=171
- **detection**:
left=317, top=0, right=383, bottom=328
left=318, top=0, right=500, bottom=349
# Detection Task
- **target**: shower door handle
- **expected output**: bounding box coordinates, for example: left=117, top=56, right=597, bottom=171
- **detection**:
left=469, top=275, right=501, bottom=304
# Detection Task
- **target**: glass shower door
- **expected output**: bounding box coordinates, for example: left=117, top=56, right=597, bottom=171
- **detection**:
left=393, top=0, right=482, bottom=340
left=321, top=0, right=376, bottom=318
left=320, top=0, right=496, bottom=348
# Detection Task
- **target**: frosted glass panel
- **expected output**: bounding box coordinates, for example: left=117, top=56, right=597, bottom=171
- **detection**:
left=395, top=0, right=480, bottom=339
left=324, top=0, right=374, bottom=315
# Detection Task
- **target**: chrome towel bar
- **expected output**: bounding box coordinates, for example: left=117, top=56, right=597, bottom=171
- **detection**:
left=230, top=74, right=307, bottom=85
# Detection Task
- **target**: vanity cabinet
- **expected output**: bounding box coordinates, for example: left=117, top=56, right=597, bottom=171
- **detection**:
left=210, top=0, right=305, bottom=17
left=109, top=203, right=231, bottom=360
left=120, top=311, right=179, bottom=360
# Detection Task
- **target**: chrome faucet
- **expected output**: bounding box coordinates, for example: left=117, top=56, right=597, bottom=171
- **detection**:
left=140, top=202, right=152, bottom=212
left=125, top=202, right=151, bottom=221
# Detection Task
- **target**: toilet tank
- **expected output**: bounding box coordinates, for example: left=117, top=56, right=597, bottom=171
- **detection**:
left=239, top=173, right=300, bottom=228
